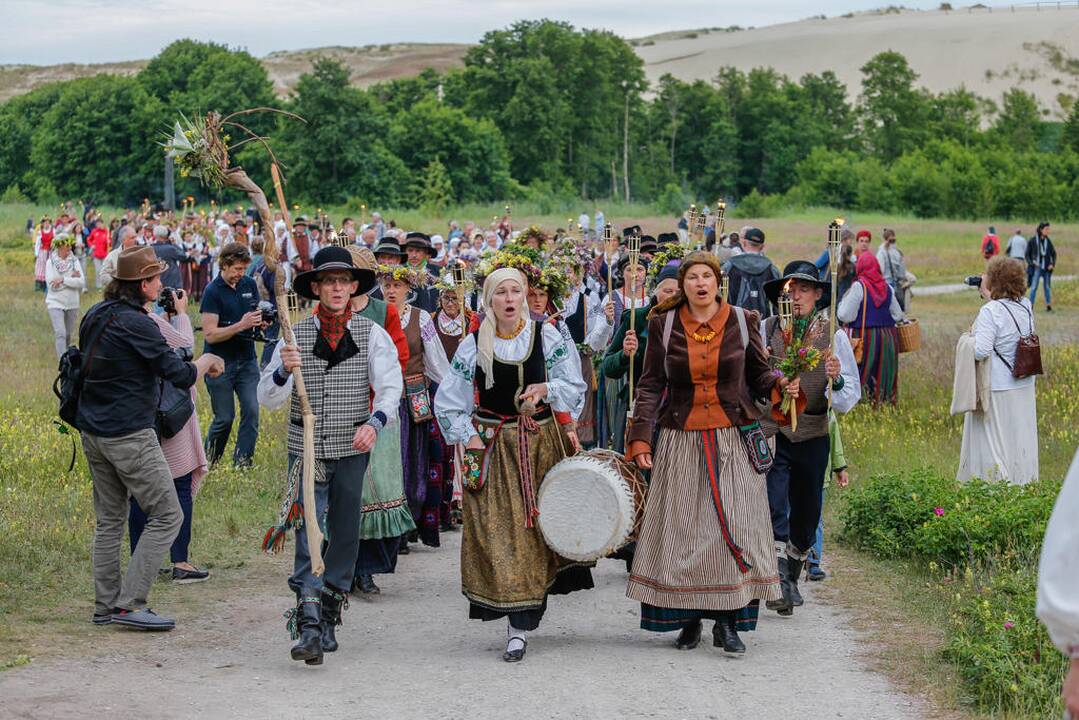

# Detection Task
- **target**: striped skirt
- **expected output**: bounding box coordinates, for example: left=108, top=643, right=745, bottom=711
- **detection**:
left=858, top=325, right=900, bottom=406
left=627, top=426, right=780, bottom=631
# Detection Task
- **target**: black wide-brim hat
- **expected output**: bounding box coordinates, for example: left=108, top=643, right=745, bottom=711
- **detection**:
left=373, top=239, right=404, bottom=257
left=293, top=246, right=376, bottom=300
left=403, top=231, right=435, bottom=255
left=763, top=260, right=831, bottom=309
left=639, top=235, right=658, bottom=254
left=656, top=232, right=679, bottom=245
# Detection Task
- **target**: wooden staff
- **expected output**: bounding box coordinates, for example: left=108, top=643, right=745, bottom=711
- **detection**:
left=827, top=219, right=844, bottom=409
left=258, top=163, right=324, bottom=577
left=451, top=260, right=468, bottom=339
left=627, top=231, right=641, bottom=418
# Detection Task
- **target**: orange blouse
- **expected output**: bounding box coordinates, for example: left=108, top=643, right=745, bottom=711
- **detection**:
left=679, top=304, right=734, bottom=430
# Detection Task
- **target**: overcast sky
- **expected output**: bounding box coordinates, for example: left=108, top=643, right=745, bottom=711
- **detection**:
left=5, top=0, right=941, bottom=65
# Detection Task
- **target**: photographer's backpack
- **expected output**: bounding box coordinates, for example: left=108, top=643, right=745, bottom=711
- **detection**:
left=53, top=302, right=118, bottom=466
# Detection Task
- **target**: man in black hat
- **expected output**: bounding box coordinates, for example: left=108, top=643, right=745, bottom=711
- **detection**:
left=258, top=246, right=403, bottom=666
left=402, top=232, right=439, bottom=312
left=758, top=260, right=860, bottom=616
left=287, top=217, right=314, bottom=275
left=723, top=226, right=780, bottom=318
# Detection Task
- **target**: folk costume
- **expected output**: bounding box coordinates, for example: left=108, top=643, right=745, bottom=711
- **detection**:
left=257, top=247, right=403, bottom=664
left=759, top=261, right=861, bottom=616
left=625, top=254, right=781, bottom=652
left=434, top=268, right=591, bottom=662
left=597, top=255, right=650, bottom=452
left=34, top=220, right=55, bottom=292
left=402, top=232, right=441, bottom=313
left=353, top=295, right=416, bottom=591
left=433, top=284, right=471, bottom=527
left=560, top=280, right=611, bottom=447
left=381, top=265, right=451, bottom=548
left=837, top=253, right=905, bottom=406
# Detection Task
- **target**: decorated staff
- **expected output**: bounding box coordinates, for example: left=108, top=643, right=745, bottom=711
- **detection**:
left=604, top=223, right=616, bottom=299
left=626, top=230, right=641, bottom=418
left=826, top=218, right=844, bottom=407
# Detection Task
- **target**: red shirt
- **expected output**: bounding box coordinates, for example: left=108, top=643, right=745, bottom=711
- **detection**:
left=88, top=227, right=111, bottom=259
left=981, top=234, right=1000, bottom=259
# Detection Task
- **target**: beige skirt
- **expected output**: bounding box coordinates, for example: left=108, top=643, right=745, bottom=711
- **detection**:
left=627, top=426, right=781, bottom=611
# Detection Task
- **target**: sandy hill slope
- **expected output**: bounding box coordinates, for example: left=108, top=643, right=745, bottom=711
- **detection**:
left=634, top=7, right=1079, bottom=116
left=2, top=8, right=1077, bottom=115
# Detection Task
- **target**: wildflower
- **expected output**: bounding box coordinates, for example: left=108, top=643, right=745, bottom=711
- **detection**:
left=1009, top=684, right=1018, bottom=693
left=934, top=507, right=945, bottom=516
left=929, top=561, right=938, bottom=572
left=1004, top=621, right=1015, bottom=630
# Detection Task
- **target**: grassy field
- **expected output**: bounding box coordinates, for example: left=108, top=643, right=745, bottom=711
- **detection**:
left=0, top=201, right=1076, bottom=717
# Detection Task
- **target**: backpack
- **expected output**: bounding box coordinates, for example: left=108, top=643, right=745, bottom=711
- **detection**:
left=731, top=265, right=774, bottom=318
left=982, top=236, right=996, bottom=259
left=53, top=301, right=118, bottom=430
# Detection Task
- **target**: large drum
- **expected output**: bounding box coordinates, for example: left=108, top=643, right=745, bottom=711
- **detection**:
left=537, top=449, right=646, bottom=562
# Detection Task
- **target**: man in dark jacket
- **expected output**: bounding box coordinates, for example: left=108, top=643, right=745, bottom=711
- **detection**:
left=79, top=246, right=223, bottom=631
left=722, top=227, right=781, bottom=318
left=151, top=224, right=186, bottom=290
left=1026, top=221, right=1057, bottom=312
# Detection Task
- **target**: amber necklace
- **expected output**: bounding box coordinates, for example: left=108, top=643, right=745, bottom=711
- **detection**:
left=690, top=326, right=717, bottom=343
left=496, top=317, right=526, bottom=339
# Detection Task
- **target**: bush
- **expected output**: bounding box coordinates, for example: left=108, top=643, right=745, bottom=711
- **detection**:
left=943, top=566, right=1067, bottom=716
left=0, top=185, right=28, bottom=203
left=653, top=182, right=690, bottom=216
left=839, top=470, right=1059, bottom=570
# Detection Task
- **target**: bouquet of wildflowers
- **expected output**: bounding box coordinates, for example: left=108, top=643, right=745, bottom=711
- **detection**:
left=774, top=314, right=825, bottom=432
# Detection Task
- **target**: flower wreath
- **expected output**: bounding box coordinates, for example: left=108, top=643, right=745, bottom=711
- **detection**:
left=377, top=264, right=424, bottom=287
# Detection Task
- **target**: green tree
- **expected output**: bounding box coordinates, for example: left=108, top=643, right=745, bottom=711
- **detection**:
left=859, top=51, right=930, bottom=161
left=992, top=89, right=1042, bottom=152
left=29, top=75, right=163, bottom=203
left=1064, top=98, right=1079, bottom=153
left=388, top=98, right=511, bottom=203
left=413, top=158, right=454, bottom=213
left=0, top=83, right=66, bottom=198
left=275, top=57, right=408, bottom=206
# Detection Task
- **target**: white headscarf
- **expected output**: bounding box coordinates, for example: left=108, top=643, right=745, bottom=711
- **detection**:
left=477, top=267, right=527, bottom=390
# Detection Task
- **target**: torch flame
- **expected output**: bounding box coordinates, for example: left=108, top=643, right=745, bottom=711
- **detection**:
left=783, top=279, right=792, bottom=294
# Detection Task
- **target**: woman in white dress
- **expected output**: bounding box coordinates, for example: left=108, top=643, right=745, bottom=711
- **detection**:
left=958, top=256, right=1039, bottom=485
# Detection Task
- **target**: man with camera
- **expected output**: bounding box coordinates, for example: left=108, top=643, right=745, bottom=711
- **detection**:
left=79, top=246, right=223, bottom=630
left=200, top=242, right=267, bottom=467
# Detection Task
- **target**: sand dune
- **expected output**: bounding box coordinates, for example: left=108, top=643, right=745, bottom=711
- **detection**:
left=635, top=7, right=1079, bottom=116
left=2, top=7, right=1078, bottom=115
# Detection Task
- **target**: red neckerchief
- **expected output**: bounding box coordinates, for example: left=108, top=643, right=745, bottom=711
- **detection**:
left=316, top=304, right=352, bottom=351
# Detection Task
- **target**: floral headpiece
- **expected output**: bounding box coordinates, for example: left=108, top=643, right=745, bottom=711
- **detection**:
left=52, top=233, right=76, bottom=247
left=533, top=266, right=571, bottom=301
left=548, top=238, right=593, bottom=271
left=474, top=245, right=542, bottom=288
left=518, top=224, right=548, bottom=248
left=647, top=243, right=686, bottom=281
left=377, top=264, right=424, bottom=287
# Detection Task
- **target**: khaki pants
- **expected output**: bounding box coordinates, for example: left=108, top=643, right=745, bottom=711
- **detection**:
left=82, top=429, right=182, bottom=614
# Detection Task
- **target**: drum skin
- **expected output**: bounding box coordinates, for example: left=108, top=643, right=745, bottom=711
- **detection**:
left=537, top=450, right=645, bottom=562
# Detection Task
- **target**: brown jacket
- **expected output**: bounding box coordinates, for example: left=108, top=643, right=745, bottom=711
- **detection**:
left=627, top=303, right=778, bottom=450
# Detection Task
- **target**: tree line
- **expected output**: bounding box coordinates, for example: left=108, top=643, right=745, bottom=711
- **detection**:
left=2, top=19, right=1079, bottom=220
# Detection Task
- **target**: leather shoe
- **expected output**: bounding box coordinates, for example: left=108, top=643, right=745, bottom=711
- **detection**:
left=675, top=620, right=702, bottom=650
left=355, top=574, right=380, bottom=595
left=502, top=639, right=527, bottom=663
left=713, top=619, right=746, bottom=654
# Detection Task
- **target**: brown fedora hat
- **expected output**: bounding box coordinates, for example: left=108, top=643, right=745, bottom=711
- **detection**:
left=113, top=246, right=167, bottom=281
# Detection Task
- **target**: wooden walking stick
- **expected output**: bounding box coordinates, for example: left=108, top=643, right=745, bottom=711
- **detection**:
left=826, top=218, right=844, bottom=410
left=626, top=230, right=641, bottom=418
left=162, top=109, right=324, bottom=575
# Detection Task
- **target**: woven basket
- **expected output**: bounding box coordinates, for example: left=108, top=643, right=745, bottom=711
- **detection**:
left=897, top=318, right=921, bottom=353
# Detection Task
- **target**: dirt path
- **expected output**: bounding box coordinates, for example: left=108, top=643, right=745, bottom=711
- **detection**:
left=916, top=275, right=1075, bottom=297
left=2, top=532, right=923, bottom=720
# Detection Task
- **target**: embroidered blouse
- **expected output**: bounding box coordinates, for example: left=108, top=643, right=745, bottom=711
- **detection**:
left=433, top=321, right=587, bottom=444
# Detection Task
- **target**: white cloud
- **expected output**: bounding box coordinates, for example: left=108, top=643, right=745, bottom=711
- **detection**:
left=3, top=0, right=939, bottom=65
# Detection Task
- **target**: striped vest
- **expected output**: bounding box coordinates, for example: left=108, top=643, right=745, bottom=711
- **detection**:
left=760, top=313, right=830, bottom=442
left=288, top=314, right=374, bottom=459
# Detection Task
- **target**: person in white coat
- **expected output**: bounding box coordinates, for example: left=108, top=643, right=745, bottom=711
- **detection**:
left=957, top=257, right=1039, bottom=485
left=45, top=234, right=85, bottom=359
left=1036, top=449, right=1079, bottom=718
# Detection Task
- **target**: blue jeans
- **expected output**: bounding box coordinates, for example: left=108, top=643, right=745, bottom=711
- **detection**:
left=287, top=453, right=368, bottom=597
left=204, top=356, right=260, bottom=466
left=810, top=486, right=825, bottom=567
left=130, top=472, right=193, bottom=563
left=1029, top=268, right=1052, bottom=306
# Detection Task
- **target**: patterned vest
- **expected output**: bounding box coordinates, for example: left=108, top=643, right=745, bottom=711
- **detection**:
left=760, top=312, right=830, bottom=442
left=288, top=314, right=373, bottom=459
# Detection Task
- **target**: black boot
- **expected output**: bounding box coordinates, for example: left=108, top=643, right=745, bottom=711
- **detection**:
left=289, top=596, right=323, bottom=665
left=354, top=574, right=380, bottom=595
left=767, top=556, right=794, bottom=616
left=713, top=616, right=746, bottom=654
left=320, top=585, right=348, bottom=653
left=786, top=555, right=805, bottom=608
left=675, top=620, right=702, bottom=650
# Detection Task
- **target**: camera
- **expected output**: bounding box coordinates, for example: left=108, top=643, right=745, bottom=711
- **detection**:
left=258, top=300, right=278, bottom=326
left=157, top=286, right=183, bottom=314
left=963, top=275, right=982, bottom=288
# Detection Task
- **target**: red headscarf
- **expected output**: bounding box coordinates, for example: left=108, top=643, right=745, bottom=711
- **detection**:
left=855, top=253, right=889, bottom=308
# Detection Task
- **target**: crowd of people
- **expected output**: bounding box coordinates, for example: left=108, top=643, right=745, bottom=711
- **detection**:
left=35, top=198, right=1055, bottom=669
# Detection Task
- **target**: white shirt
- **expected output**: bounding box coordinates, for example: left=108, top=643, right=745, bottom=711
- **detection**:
left=1006, top=234, right=1028, bottom=259
left=399, top=305, right=449, bottom=385
left=562, top=285, right=612, bottom=351
left=876, top=244, right=907, bottom=287
left=434, top=321, right=588, bottom=444
left=45, top=255, right=85, bottom=310
left=257, top=319, right=403, bottom=423
left=972, top=298, right=1036, bottom=392
left=757, top=321, right=862, bottom=415
left=837, top=281, right=905, bottom=325
left=1036, top=450, right=1079, bottom=658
